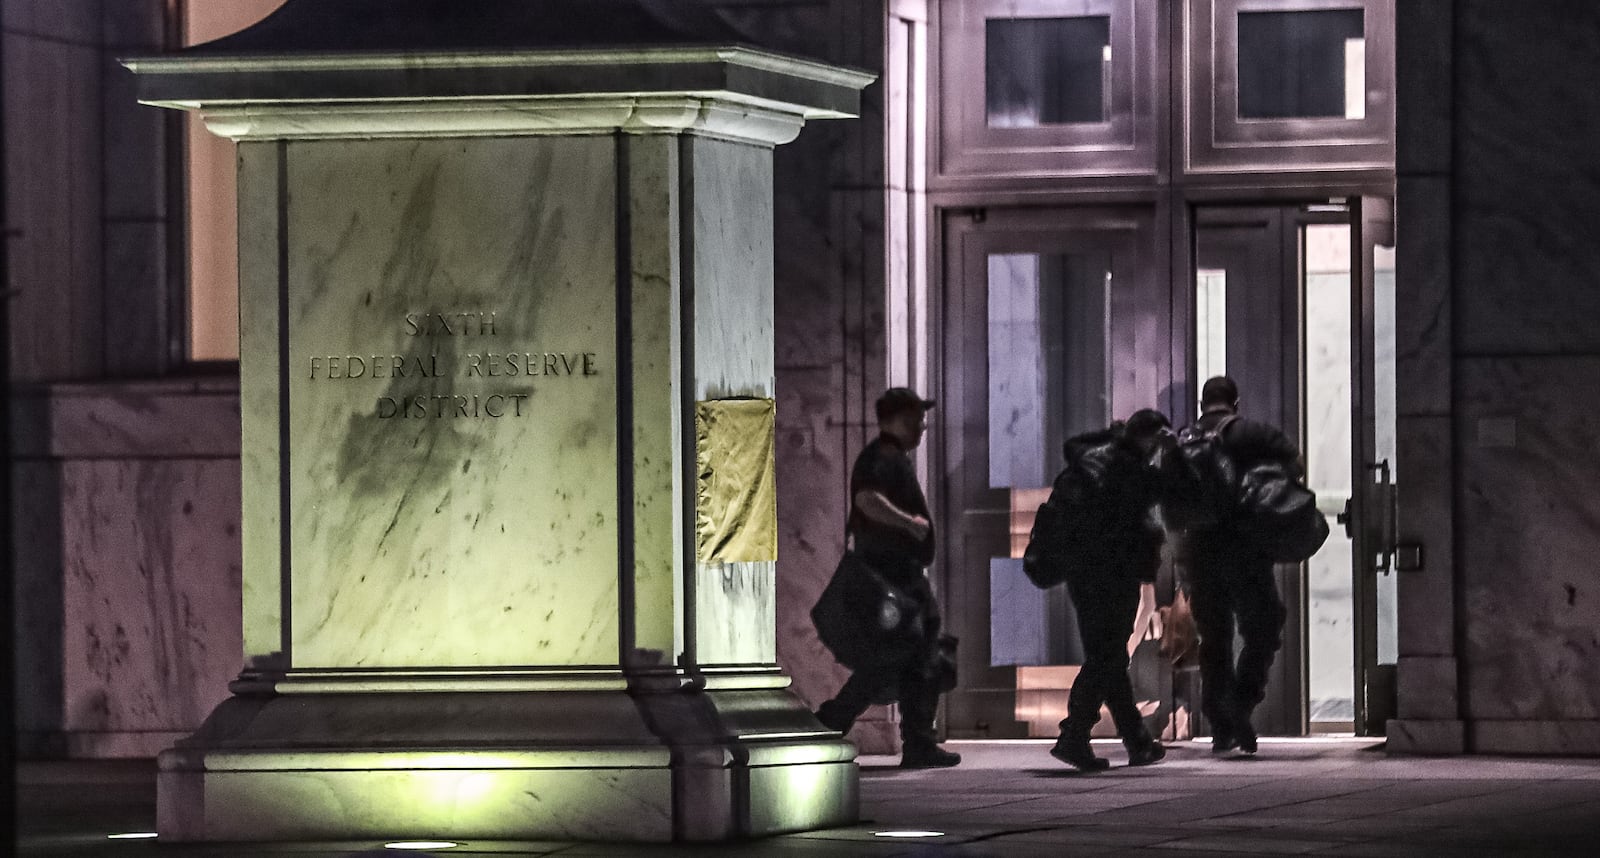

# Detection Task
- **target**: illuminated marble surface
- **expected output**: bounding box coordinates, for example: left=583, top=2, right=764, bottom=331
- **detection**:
left=20, top=742, right=1600, bottom=855
left=240, top=136, right=622, bottom=670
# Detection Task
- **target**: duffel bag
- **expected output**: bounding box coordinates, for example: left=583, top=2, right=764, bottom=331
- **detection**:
left=810, top=550, right=924, bottom=671
left=1237, top=464, right=1331, bottom=563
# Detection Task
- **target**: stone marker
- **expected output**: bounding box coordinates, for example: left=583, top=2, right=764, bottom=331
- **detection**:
left=126, top=0, right=872, bottom=843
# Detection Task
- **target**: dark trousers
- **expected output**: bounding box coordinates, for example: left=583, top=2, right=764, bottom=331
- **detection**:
left=817, top=557, right=943, bottom=747
left=1188, top=540, right=1287, bottom=734
left=1059, top=579, right=1148, bottom=744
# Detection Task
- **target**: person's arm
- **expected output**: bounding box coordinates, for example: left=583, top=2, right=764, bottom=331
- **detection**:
left=854, top=489, right=931, bottom=543
left=1127, top=582, right=1162, bottom=657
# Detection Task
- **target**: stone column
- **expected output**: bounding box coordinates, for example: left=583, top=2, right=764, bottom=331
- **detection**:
left=127, top=1, right=872, bottom=842
left=1388, top=0, right=1464, bottom=755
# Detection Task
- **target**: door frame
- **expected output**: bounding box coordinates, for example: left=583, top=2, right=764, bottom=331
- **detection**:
left=1350, top=195, right=1397, bottom=735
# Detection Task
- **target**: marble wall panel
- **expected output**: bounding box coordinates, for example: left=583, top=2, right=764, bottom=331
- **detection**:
left=8, top=380, right=238, bottom=459
left=695, top=562, right=777, bottom=665
left=102, top=0, right=166, bottom=49
left=1, top=0, right=101, bottom=43
left=771, top=139, right=844, bottom=371
left=12, top=461, right=66, bottom=741
left=1474, top=720, right=1600, bottom=756
left=1458, top=357, right=1600, bottom=721
left=1394, top=0, right=1452, bottom=175
left=834, top=187, right=889, bottom=444
left=236, top=141, right=284, bottom=666
left=1397, top=655, right=1459, bottom=721
left=690, top=137, right=775, bottom=401
left=60, top=459, right=241, bottom=737
left=1396, top=415, right=1455, bottom=658
left=626, top=134, right=685, bottom=665
left=1454, top=1, right=1600, bottom=355
left=1395, top=176, right=1451, bottom=417
left=704, top=1, right=833, bottom=58
left=280, top=137, right=619, bottom=669
left=101, top=59, right=168, bottom=221
left=688, top=136, right=778, bottom=666
left=773, top=366, right=850, bottom=709
left=102, top=221, right=171, bottom=375
left=1386, top=718, right=1464, bottom=755
left=4, top=32, right=105, bottom=381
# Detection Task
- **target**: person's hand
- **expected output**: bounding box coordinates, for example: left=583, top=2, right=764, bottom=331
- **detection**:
left=905, top=515, right=932, bottom=543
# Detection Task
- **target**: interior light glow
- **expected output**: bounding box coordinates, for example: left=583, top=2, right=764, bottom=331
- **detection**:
left=873, top=830, right=946, bottom=838
left=383, top=841, right=460, bottom=850
left=107, top=832, right=159, bottom=840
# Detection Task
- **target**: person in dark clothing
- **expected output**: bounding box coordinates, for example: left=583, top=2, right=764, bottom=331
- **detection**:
left=1047, top=409, right=1173, bottom=772
left=1182, top=376, right=1299, bottom=755
left=816, top=387, right=961, bottom=769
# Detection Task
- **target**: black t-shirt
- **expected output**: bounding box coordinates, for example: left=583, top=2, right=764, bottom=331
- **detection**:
left=848, top=433, right=935, bottom=568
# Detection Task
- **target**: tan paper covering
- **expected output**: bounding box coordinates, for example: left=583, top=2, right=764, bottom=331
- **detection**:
left=695, top=398, right=778, bottom=563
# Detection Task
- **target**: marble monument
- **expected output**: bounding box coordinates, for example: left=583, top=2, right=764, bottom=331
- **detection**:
left=126, top=0, right=872, bottom=843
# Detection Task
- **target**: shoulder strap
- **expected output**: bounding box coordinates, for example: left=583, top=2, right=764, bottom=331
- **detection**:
left=1207, top=413, right=1241, bottom=440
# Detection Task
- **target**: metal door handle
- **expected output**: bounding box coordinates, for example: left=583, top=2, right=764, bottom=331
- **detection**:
left=1366, top=460, right=1397, bottom=575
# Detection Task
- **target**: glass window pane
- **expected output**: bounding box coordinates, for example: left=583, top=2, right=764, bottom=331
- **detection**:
left=985, top=17, right=1112, bottom=127
left=1303, top=224, right=1354, bottom=725
left=987, top=253, right=1111, bottom=489
left=1237, top=9, right=1365, bottom=120
left=1196, top=268, right=1228, bottom=383
left=1374, top=244, right=1398, bottom=666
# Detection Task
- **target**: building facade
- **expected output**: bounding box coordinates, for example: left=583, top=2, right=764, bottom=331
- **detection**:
left=6, top=0, right=1597, bottom=759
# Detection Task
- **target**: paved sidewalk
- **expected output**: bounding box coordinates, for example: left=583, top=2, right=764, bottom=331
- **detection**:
left=17, top=740, right=1600, bottom=856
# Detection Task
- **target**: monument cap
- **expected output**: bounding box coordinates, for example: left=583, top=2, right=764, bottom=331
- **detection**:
left=876, top=387, right=936, bottom=421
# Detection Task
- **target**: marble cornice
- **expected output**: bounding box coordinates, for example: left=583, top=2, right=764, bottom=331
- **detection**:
left=125, top=45, right=875, bottom=143
left=188, top=95, right=812, bottom=145
left=126, top=46, right=871, bottom=90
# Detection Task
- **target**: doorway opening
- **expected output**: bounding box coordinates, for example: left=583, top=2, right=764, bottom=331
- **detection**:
left=1191, top=202, right=1397, bottom=736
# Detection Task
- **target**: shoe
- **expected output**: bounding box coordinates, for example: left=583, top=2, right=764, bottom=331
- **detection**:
left=1126, top=739, right=1166, bottom=767
left=1050, top=740, right=1110, bottom=772
left=900, top=743, right=961, bottom=768
left=1235, top=720, right=1258, bottom=755
left=1211, top=731, right=1239, bottom=754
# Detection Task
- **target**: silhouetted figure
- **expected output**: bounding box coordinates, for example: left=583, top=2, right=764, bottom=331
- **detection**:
left=815, top=388, right=960, bottom=769
left=1034, top=411, right=1172, bottom=771
left=1180, top=376, right=1299, bottom=755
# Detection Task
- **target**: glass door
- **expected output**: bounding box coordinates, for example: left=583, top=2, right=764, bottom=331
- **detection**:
left=939, top=207, right=1170, bottom=740
left=1192, top=206, right=1306, bottom=736
left=1192, top=201, right=1391, bottom=736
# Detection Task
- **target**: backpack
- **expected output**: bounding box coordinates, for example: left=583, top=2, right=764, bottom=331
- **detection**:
left=1021, top=446, right=1116, bottom=589
left=1160, top=414, right=1241, bottom=531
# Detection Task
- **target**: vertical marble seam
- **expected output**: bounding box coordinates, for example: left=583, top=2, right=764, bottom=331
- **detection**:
left=1448, top=0, right=1469, bottom=735
left=277, top=140, right=293, bottom=666
left=615, top=131, right=635, bottom=666
left=678, top=134, right=700, bottom=674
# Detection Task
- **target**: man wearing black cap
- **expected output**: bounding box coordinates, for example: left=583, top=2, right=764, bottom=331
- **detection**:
left=815, top=387, right=961, bottom=768
left=1182, top=376, right=1300, bottom=755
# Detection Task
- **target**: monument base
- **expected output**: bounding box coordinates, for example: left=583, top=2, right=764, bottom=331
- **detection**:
left=156, top=677, right=858, bottom=843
